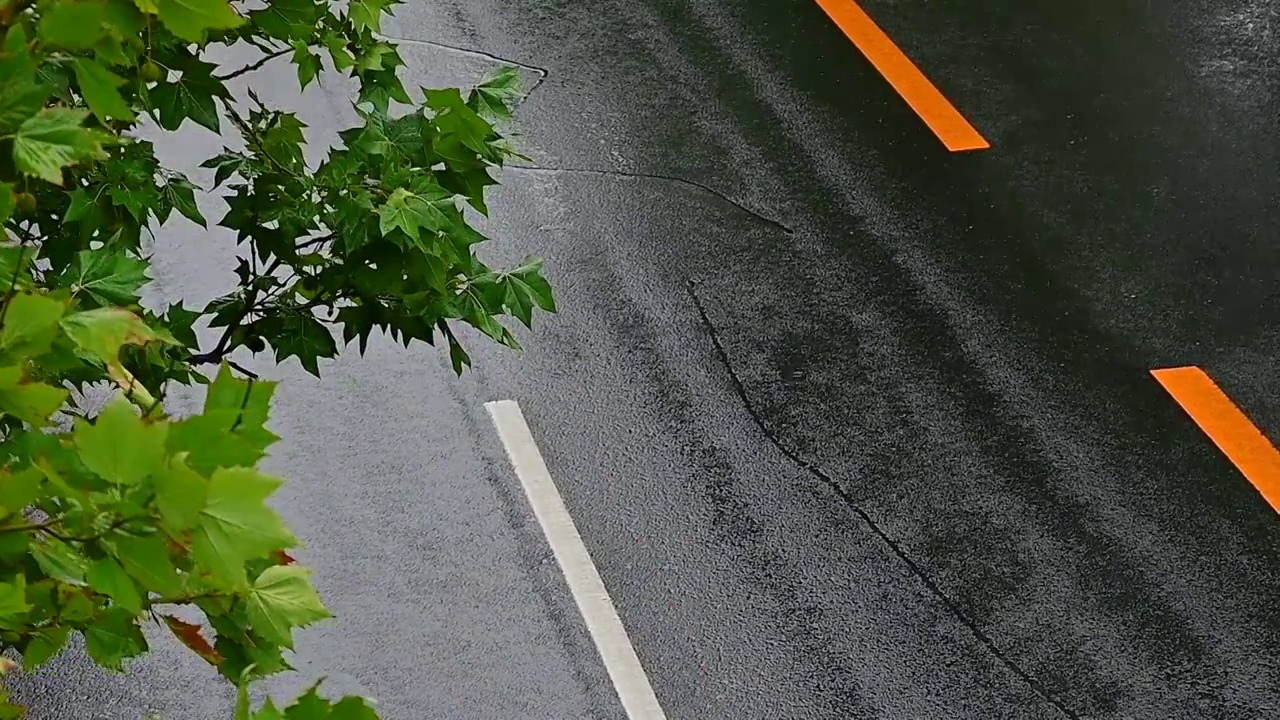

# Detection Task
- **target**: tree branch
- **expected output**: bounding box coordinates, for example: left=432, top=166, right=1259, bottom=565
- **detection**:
left=189, top=257, right=285, bottom=365
left=214, top=48, right=291, bottom=81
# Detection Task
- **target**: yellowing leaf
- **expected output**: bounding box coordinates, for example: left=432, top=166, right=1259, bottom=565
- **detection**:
left=156, top=0, right=244, bottom=43
left=163, top=615, right=223, bottom=666
left=245, top=565, right=329, bottom=649
left=60, top=307, right=175, bottom=364
left=74, top=395, right=166, bottom=485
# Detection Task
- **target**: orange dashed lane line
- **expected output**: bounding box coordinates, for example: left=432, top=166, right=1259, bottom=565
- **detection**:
left=1152, top=366, right=1280, bottom=514
left=811, top=0, right=989, bottom=152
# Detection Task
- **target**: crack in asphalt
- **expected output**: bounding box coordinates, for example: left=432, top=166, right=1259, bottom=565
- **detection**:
left=687, top=280, right=1080, bottom=720
left=378, top=35, right=549, bottom=99
left=506, top=165, right=796, bottom=237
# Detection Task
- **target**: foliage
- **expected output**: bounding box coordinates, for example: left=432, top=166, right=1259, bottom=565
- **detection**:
left=0, top=0, right=554, bottom=714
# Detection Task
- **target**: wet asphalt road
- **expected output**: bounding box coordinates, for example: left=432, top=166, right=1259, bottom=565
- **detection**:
left=13, top=0, right=1280, bottom=718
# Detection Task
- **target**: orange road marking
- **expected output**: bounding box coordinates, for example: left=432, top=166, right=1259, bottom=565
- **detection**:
left=811, top=0, right=989, bottom=152
left=1152, top=366, right=1280, bottom=513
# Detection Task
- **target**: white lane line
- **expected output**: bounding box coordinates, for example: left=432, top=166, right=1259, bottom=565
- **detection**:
left=485, top=400, right=668, bottom=720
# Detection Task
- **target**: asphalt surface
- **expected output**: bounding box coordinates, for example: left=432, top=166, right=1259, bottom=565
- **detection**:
left=12, top=0, right=1280, bottom=718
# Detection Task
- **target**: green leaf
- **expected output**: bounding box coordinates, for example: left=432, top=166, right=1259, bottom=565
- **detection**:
left=508, top=258, right=555, bottom=312
left=0, top=365, right=68, bottom=426
left=0, top=184, right=12, bottom=225
left=0, top=535, right=26, bottom=567
left=74, top=395, right=167, bottom=485
left=190, top=467, right=295, bottom=588
left=245, top=565, right=329, bottom=649
left=11, top=108, right=112, bottom=185
left=200, top=151, right=251, bottom=189
left=322, top=31, right=354, bottom=71
left=271, top=313, right=337, bottom=377
left=347, top=0, right=391, bottom=32
left=205, top=363, right=275, bottom=427
left=112, top=534, right=180, bottom=595
left=292, top=44, right=323, bottom=90
left=424, top=87, right=493, bottom=156
left=0, top=575, right=29, bottom=626
left=250, top=0, right=321, bottom=41
left=249, top=698, right=285, bottom=720
left=61, top=307, right=175, bottom=363
left=0, top=466, right=44, bottom=516
left=72, top=59, right=136, bottom=123
left=39, top=0, right=107, bottom=50
left=469, top=66, right=522, bottom=122
left=0, top=293, right=66, bottom=359
left=147, top=60, right=227, bottom=133
left=86, top=557, right=142, bottom=614
left=63, top=249, right=151, bottom=306
left=280, top=684, right=331, bottom=718
left=59, top=591, right=94, bottom=622
left=168, top=411, right=270, bottom=476
left=329, top=697, right=379, bottom=719
left=85, top=607, right=147, bottom=671
left=103, top=0, right=146, bottom=38
left=0, top=28, right=42, bottom=134
left=64, top=188, right=96, bottom=223
left=31, top=538, right=88, bottom=585
left=159, top=175, right=206, bottom=227
left=156, top=0, right=245, bottom=43
left=0, top=77, right=46, bottom=136
left=446, top=333, right=470, bottom=374
left=23, top=626, right=70, bottom=670
left=377, top=187, right=456, bottom=245
left=153, top=455, right=208, bottom=533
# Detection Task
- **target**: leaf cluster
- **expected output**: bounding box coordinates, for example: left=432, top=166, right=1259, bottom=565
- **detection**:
left=0, top=0, right=553, bottom=715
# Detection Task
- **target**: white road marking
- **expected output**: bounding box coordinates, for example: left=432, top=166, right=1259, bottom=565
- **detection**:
left=485, top=400, right=669, bottom=720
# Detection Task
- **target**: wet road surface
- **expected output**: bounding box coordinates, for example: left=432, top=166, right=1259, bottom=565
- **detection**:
left=15, top=0, right=1280, bottom=718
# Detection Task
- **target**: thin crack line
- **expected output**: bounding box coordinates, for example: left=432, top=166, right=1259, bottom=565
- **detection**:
left=506, top=165, right=795, bottom=236
left=377, top=34, right=549, bottom=98
left=687, top=280, right=1079, bottom=720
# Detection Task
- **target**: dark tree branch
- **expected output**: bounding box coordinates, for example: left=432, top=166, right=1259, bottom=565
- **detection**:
left=215, top=48, right=291, bottom=81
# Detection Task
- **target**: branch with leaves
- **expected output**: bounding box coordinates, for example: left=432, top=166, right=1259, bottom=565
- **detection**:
left=0, top=0, right=555, bottom=715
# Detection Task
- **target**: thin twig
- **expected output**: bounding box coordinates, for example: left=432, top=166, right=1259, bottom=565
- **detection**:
left=214, top=48, right=291, bottom=81
left=225, top=359, right=258, bottom=379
